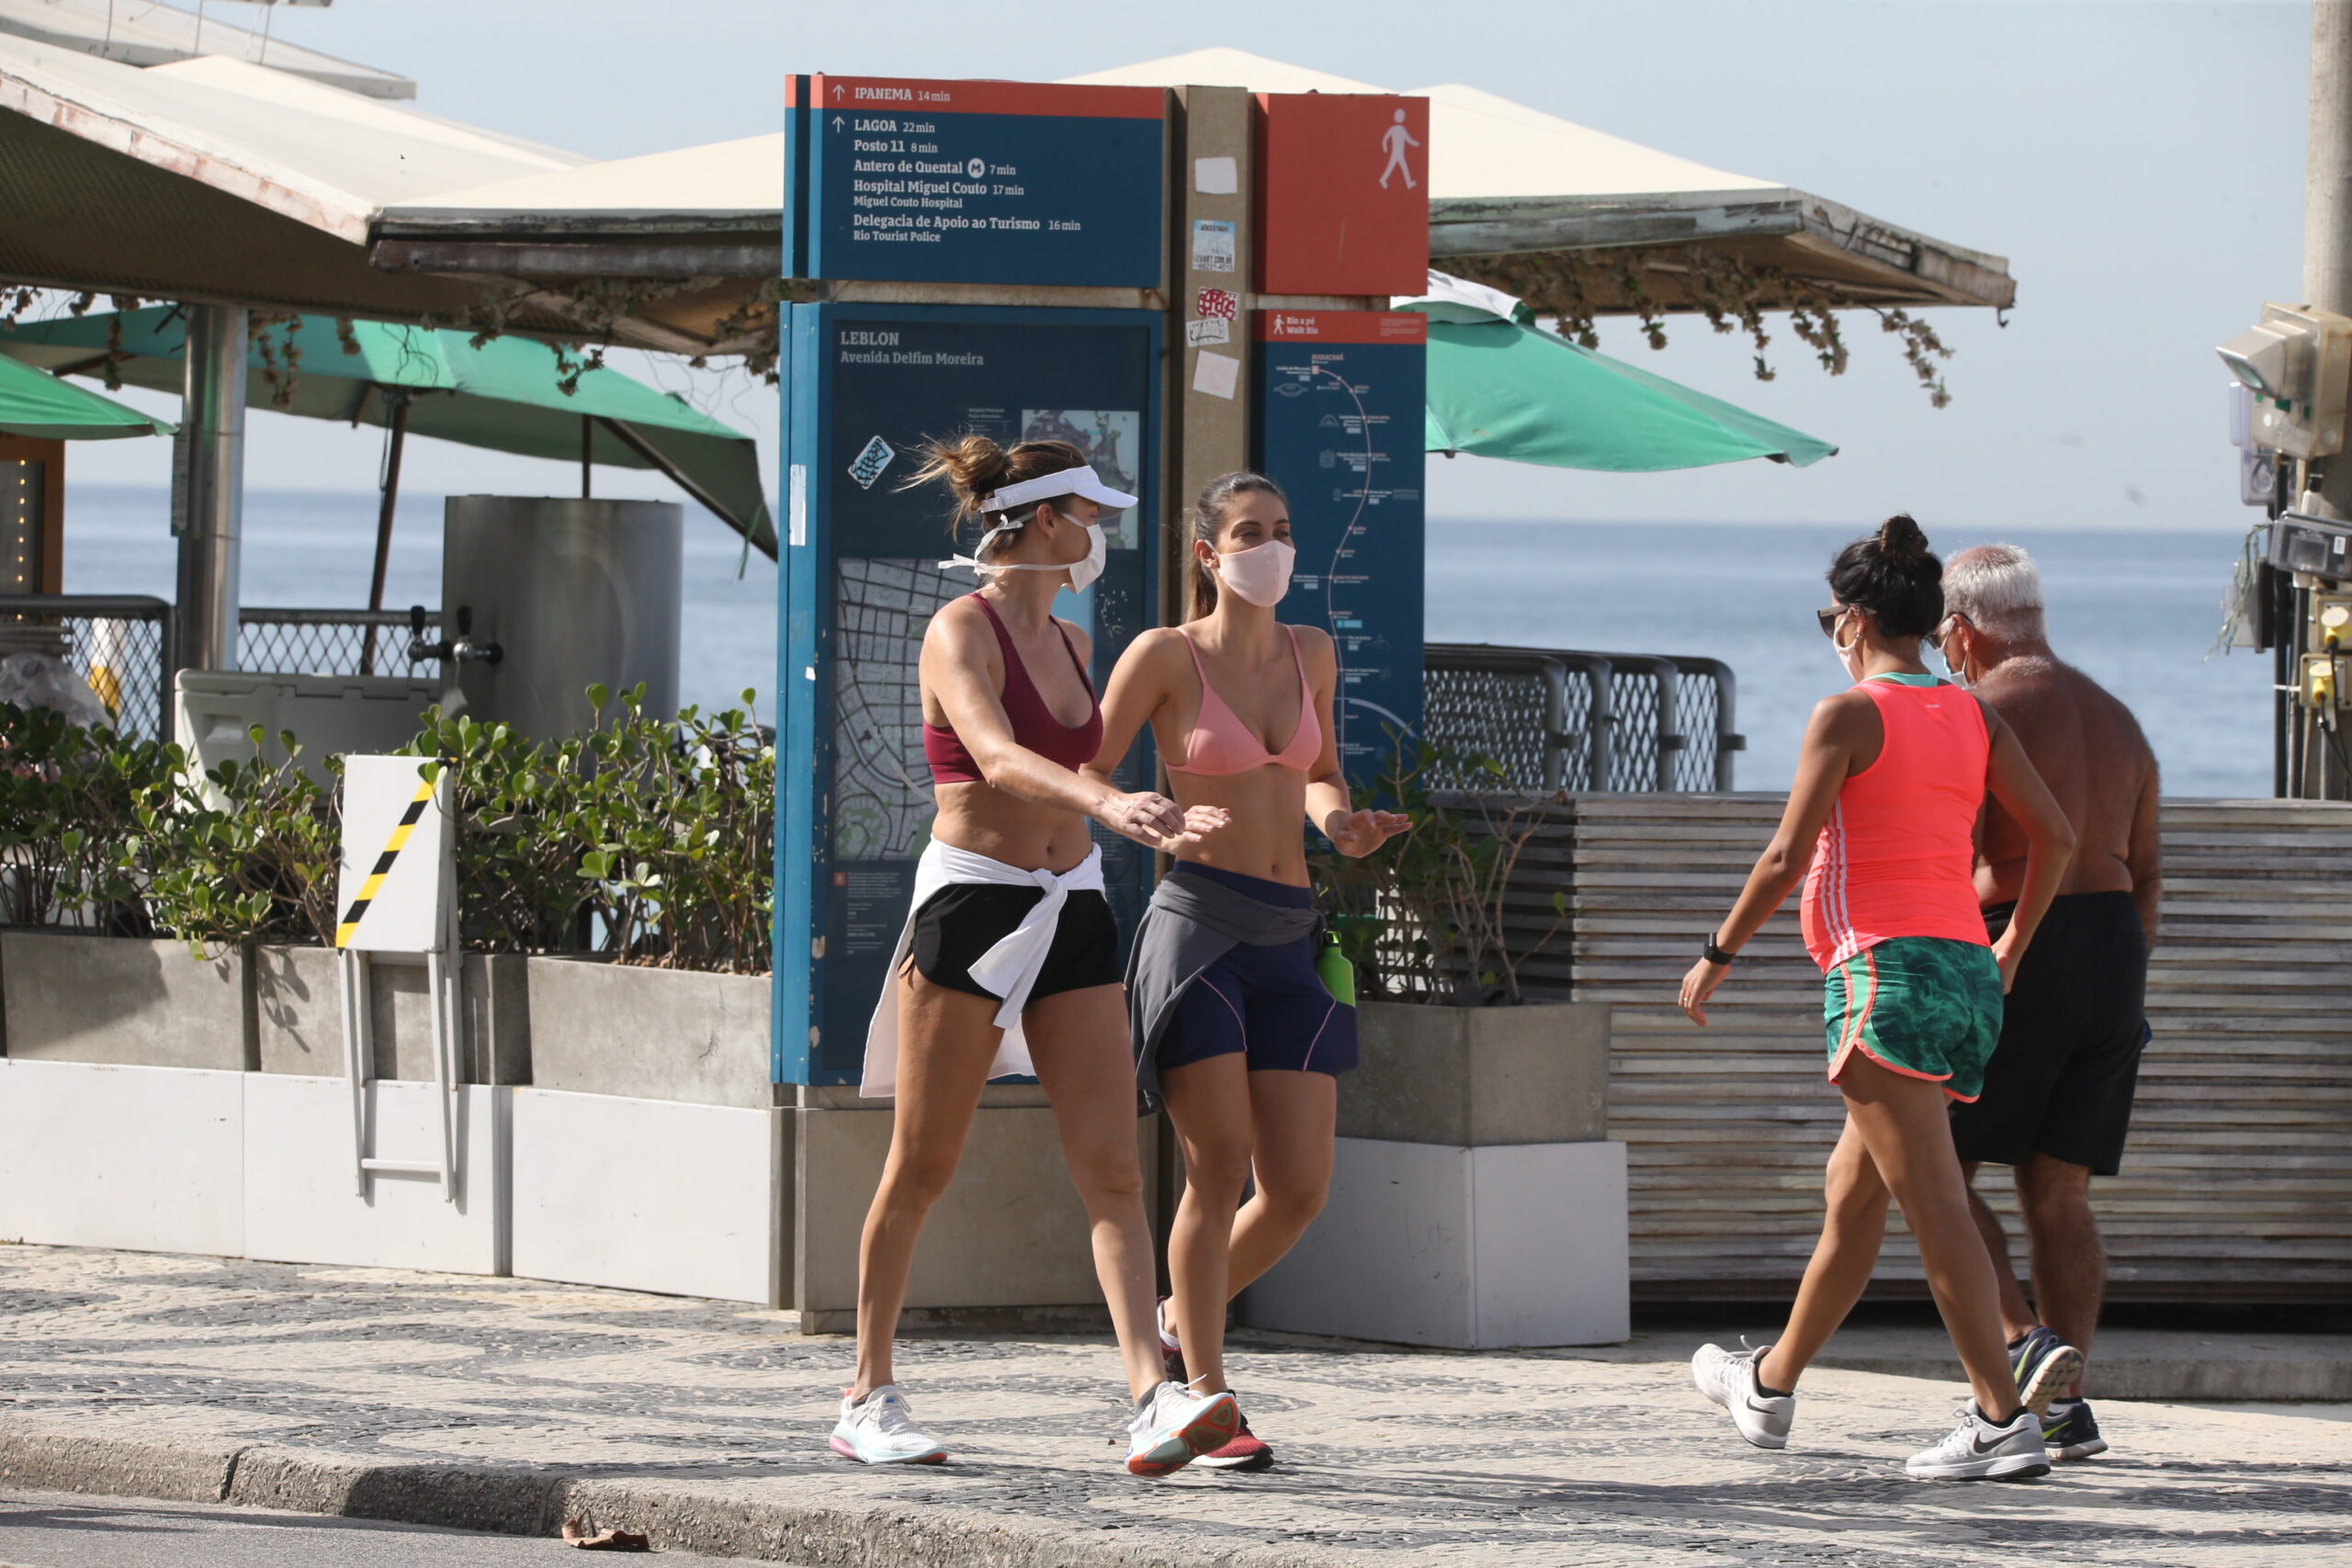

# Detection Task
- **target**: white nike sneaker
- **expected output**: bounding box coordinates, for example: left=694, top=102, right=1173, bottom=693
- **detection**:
left=1691, top=1340, right=1795, bottom=1450
left=830, top=1384, right=947, bottom=1465
left=1905, top=1404, right=2052, bottom=1481
left=1125, top=1380, right=1239, bottom=1477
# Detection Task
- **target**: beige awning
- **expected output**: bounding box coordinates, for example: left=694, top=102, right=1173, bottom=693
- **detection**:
left=0, top=34, right=593, bottom=325
left=0, top=0, right=412, bottom=99
left=1065, top=48, right=2013, bottom=311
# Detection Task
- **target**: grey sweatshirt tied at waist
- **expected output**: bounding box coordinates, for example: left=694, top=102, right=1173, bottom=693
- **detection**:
left=1125, top=869, right=1322, bottom=1104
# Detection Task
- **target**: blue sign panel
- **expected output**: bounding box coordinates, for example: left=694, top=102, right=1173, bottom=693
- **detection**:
left=774, top=303, right=1163, bottom=1086
left=1252, top=310, right=1429, bottom=784
left=787, top=75, right=1164, bottom=288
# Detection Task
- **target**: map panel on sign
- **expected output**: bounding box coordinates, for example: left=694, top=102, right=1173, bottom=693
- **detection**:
left=831, top=558, right=963, bottom=862
left=1255, top=311, right=1429, bottom=784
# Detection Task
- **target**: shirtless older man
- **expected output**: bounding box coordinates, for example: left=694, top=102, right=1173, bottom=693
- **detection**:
left=1937, top=544, right=2160, bottom=1463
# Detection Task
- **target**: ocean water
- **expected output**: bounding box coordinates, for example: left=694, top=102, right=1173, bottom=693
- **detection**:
left=1424, top=519, right=2272, bottom=799
left=58, top=491, right=2270, bottom=797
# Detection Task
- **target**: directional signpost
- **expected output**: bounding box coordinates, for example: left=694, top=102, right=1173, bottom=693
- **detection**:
left=776, top=304, right=1161, bottom=1084
left=786, top=76, right=1165, bottom=287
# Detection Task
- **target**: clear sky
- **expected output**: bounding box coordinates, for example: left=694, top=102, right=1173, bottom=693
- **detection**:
left=59, top=0, right=2309, bottom=534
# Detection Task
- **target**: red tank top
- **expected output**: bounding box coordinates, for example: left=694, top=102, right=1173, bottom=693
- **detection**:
left=922, top=593, right=1103, bottom=785
left=1800, top=675, right=1991, bottom=971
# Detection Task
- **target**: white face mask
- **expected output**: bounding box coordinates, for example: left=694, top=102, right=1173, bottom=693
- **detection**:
left=1212, top=538, right=1295, bottom=607
left=953, top=507, right=1105, bottom=592
left=1830, top=608, right=1865, bottom=682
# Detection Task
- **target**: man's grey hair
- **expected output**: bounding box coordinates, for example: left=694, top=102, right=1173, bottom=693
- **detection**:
left=1941, top=544, right=2047, bottom=641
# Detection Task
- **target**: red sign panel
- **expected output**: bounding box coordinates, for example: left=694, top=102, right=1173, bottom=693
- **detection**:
left=789, top=75, right=1162, bottom=119
left=1254, top=94, right=1430, bottom=297
left=1256, top=310, right=1428, bottom=345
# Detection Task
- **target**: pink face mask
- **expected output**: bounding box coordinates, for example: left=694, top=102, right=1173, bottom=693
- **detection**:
left=1214, top=539, right=1295, bottom=606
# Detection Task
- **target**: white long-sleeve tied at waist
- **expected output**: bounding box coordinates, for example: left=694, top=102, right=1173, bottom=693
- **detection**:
left=860, top=840, right=1106, bottom=1099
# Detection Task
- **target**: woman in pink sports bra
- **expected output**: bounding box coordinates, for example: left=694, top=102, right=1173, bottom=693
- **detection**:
left=831, top=436, right=1242, bottom=1478
left=1677, top=516, right=2079, bottom=1482
left=1089, top=471, right=1411, bottom=1472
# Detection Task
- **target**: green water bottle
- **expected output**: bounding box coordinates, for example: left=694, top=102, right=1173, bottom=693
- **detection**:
left=1316, top=927, right=1356, bottom=1008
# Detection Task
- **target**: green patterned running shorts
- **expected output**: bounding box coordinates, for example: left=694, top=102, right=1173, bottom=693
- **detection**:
left=1823, top=936, right=2004, bottom=1103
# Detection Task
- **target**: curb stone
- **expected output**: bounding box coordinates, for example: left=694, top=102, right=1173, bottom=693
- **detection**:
left=0, top=1416, right=1366, bottom=1567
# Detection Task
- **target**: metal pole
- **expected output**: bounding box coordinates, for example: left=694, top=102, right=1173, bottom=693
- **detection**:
left=581, top=415, right=593, bottom=500
left=361, top=393, right=410, bottom=676
left=172, top=303, right=246, bottom=673
left=2310, top=3, right=2352, bottom=518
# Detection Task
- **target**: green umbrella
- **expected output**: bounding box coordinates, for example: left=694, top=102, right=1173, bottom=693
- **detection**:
left=0, top=307, right=775, bottom=558
left=1401, top=276, right=1837, bottom=471
left=0, top=351, right=174, bottom=440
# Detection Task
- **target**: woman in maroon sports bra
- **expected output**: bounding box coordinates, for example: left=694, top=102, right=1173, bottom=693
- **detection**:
left=829, top=436, right=1241, bottom=1479
left=1088, top=470, right=1411, bottom=1471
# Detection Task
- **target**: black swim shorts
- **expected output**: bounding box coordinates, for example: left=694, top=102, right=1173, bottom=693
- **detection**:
left=1948, top=891, right=2149, bottom=1177
left=906, top=884, right=1123, bottom=1004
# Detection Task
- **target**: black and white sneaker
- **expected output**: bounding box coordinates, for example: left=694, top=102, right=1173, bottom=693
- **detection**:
left=2042, top=1398, right=2109, bottom=1461
left=1691, top=1340, right=1795, bottom=1450
left=1905, top=1404, right=2052, bottom=1481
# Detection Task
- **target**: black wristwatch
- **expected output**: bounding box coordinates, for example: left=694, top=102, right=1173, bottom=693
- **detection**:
left=1702, top=935, right=1737, bottom=965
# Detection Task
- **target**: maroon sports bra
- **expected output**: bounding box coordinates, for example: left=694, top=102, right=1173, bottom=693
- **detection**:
left=922, top=593, right=1103, bottom=785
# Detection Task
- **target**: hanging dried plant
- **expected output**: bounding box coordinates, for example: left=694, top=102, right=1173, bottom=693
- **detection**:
left=1449, top=244, right=1962, bottom=405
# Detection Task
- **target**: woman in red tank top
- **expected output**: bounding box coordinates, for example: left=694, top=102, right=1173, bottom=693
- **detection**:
left=1677, top=517, right=2079, bottom=1481
left=830, top=436, right=1241, bottom=1477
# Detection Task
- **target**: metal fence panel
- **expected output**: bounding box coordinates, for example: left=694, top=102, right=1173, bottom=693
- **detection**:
left=240, top=608, right=441, bottom=678
left=0, top=594, right=173, bottom=740
left=1422, top=644, right=1741, bottom=793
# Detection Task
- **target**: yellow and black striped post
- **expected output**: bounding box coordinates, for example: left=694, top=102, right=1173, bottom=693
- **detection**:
left=334, top=761, right=444, bottom=949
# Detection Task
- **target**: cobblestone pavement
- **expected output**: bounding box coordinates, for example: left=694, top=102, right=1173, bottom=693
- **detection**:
left=0, top=1246, right=2346, bottom=1567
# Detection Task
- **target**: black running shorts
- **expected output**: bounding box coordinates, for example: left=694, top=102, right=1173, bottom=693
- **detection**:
left=906, top=884, right=1123, bottom=1004
left=1948, top=891, right=2148, bottom=1177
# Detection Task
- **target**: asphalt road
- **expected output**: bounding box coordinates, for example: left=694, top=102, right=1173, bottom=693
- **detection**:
left=0, top=1492, right=765, bottom=1567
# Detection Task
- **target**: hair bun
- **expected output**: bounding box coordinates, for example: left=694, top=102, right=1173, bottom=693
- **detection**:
left=1878, top=513, right=1928, bottom=561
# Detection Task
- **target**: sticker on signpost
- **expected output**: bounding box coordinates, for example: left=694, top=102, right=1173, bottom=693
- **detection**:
left=1186, top=319, right=1230, bottom=347
left=848, top=434, right=896, bottom=490
left=1191, top=220, right=1236, bottom=274
left=1193, top=350, right=1240, bottom=400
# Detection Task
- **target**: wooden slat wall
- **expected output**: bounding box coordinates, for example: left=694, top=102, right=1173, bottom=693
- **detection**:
left=1557, top=794, right=2352, bottom=1302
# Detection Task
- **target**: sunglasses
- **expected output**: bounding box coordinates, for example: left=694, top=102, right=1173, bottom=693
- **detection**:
left=1815, top=606, right=1845, bottom=638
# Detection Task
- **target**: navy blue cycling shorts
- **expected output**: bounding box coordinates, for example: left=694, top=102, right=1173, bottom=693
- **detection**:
left=1153, top=863, right=1358, bottom=1078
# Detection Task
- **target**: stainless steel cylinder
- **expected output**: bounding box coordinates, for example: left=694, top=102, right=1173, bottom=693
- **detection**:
left=173, top=303, right=246, bottom=673
left=440, top=496, right=682, bottom=739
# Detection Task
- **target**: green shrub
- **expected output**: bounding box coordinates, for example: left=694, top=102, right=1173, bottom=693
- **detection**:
left=1309, top=739, right=1569, bottom=1007
left=4, top=689, right=775, bottom=975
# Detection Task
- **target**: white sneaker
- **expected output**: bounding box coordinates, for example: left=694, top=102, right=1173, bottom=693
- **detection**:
left=830, top=1384, right=947, bottom=1465
left=1905, top=1404, right=2052, bottom=1481
left=1125, top=1380, right=1239, bottom=1477
left=1691, top=1340, right=1794, bottom=1450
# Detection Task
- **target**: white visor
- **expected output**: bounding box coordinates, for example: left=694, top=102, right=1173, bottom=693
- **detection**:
left=978, top=464, right=1138, bottom=515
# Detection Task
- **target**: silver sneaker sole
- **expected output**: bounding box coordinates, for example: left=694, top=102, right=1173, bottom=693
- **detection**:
left=2018, top=1344, right=2086, bottom=1417
left=1906, top=1450, right=2052, bottom=1481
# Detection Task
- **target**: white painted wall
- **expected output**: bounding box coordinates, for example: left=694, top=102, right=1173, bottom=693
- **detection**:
left=509, top=1089, right=775, bottom=1304
left=242, top=1076, right=508, bottom=1276
left=1240, top=1137, right=1629, bottom=1349
left=0, top=1060, right=245, bottom=1257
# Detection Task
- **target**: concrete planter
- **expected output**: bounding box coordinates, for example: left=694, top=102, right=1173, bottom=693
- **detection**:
left=0, top=931, right=252, bottom=1070
left=1241, top=999, right=1630, bottom=1348
left=253, top=943, right=529, bottom=1084
left=524, top=956, right=768, bottom=1108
